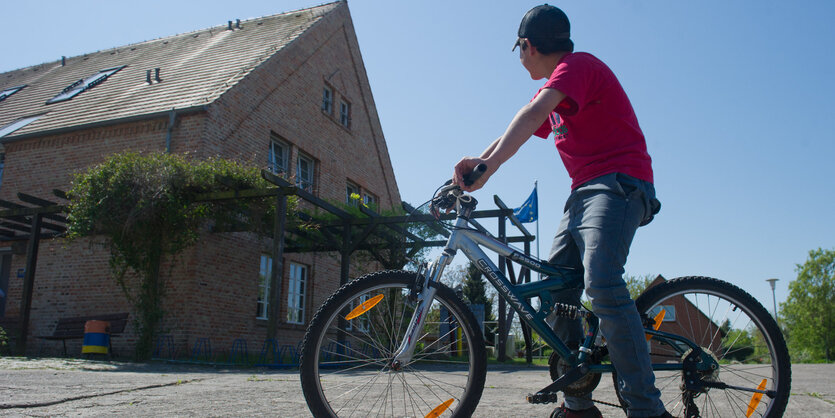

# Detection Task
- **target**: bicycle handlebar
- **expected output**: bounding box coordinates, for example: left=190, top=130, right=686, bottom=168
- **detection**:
left=462, top=163, right=487, bottom=187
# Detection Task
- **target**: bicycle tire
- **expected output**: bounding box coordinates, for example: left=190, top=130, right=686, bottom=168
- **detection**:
left=614, top=276, right=791, bottom=417
left=299, top=270, right=487, bottom=417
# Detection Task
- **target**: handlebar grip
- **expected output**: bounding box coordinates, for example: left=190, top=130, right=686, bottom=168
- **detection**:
left=462, top=164, right=487, bottom=187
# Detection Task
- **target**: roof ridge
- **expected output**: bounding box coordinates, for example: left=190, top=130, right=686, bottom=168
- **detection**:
left=1, top=1, right=343, bottom=76
left=197, top=2, right=341, bottom=105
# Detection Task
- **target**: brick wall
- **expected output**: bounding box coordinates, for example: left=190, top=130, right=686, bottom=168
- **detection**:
left=0, top=3, right=400, bottom=358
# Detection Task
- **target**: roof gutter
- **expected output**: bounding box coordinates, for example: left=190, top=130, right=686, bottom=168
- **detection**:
left=0, top=105, right=208, bottom=145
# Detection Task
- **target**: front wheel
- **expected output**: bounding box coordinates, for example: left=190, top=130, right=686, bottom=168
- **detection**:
left=626, top=276, right=791, bottom=417
left=299, top=270, right=487, bottom=417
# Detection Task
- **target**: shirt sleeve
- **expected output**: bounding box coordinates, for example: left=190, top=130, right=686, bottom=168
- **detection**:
left=533, top=118, right=551, bottom=139
left=543, top=54, right=594, bottom=116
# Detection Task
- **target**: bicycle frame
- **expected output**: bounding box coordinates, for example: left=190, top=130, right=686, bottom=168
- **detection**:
left=392, top=207, right=696, bottom=376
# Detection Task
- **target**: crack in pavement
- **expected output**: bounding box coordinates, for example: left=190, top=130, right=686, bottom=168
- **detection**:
left=0, top=378, right=207, bottom=409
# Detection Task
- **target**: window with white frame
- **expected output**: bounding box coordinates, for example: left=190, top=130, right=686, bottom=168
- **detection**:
left=296, top=153, right=315, bottom=193
left=257, top=254, right=272, bottom=319
left=339, top=100, right=351, bottom=128
left=268, top=137, right=289, bottom=175
left=321, top=86, right=333, bottom=115
left=649, top=305, right=677, bottom=322
left=287, top=262, right=308, bottom=324
left=346, top=181, right=360, bottom=206
left=363, top=192, right=377, bottom=209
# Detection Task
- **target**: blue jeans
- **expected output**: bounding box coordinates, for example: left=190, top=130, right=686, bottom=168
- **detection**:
left=548, top=173, right=664, bottom=416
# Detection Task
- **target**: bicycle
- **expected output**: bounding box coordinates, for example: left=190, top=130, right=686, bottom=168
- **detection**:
left=299, top=165, right=791, bottom=417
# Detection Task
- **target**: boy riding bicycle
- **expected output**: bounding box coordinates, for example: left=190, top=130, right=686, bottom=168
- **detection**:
left=452, top=5, right=670, bottom=418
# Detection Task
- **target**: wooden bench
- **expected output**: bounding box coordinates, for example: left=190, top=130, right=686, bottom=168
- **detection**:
left=38, top=313, right=129, bottom=356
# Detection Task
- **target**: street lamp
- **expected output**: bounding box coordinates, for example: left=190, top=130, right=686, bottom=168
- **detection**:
left=766, top=278, right=779, bottom=326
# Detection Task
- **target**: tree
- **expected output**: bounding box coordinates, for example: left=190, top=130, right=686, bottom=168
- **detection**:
left=780, top=248, right=835, bottom=362
left=625, top=273, right=658, bottom=299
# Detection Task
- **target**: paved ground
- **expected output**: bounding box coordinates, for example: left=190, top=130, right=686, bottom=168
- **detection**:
left=0, top=357, right=832, bottom=417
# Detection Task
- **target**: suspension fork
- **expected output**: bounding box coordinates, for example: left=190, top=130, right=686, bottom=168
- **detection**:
left=390, top=250, right=455, bottom=368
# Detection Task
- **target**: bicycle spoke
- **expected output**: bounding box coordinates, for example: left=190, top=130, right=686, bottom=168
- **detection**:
left=302, top=273, right=484, bottom=417
left=628, top=277, right=790, bottom=418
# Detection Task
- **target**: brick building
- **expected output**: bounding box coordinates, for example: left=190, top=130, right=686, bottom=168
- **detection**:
left=0, top=1, right=401, bottom=357
left=645, top=276, right=724, bottom=363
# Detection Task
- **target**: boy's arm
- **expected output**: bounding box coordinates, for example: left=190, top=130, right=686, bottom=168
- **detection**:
left=454, top=87, right=567, bottom=191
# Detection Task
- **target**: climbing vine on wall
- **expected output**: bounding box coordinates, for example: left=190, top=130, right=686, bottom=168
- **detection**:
left=65, top=152, right=293, bottom=360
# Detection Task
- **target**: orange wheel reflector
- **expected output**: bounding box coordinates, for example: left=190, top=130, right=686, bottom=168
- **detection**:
left=425, top=398, right=454, bottom=418
left=345, top=294, right=384, bottom=320
left=645, top=309, right=666, bottom=341
left=746, top=379, right=768, bottom=417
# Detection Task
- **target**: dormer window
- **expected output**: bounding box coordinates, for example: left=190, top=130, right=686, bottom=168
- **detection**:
left=0, top=85, right=26, bottom=103
left=47, top=66, right=125, bottom=104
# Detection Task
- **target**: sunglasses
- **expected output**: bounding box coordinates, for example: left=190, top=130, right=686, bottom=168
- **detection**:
left=512, top=38, right=528, bottom=52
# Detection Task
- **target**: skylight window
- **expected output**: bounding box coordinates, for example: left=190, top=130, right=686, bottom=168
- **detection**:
left=0, top=114, right=44, bottom=138
left=0, top=85, right=26, bottom=103
left=47, top=66, right=125, bottom=104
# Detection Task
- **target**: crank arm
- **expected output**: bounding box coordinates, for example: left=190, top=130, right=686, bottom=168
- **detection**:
left=534, top=363, right=590, bottom=395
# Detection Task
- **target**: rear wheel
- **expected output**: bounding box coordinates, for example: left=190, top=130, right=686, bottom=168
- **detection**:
left=299, top=270, right=487, bottom=417
left=621, top=276, right=790, bottom=417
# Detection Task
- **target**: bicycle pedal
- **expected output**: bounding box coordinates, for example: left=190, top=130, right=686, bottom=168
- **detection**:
left=526, top=392, right=559, bottom=404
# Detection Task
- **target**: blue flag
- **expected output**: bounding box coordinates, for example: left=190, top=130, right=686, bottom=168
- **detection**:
left=513, top=186, right=538, bottom=223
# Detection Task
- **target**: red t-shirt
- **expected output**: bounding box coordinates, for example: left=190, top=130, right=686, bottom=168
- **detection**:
left=533, top=52, right=653, bottom=189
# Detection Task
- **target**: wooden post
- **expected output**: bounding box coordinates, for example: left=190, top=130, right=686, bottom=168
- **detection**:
left=522, top=237, right=533, bottom=364
left=267, top=193, right=287, bottom=340
left=340, top=222, right=351, bottom=286
left=17, top=213, right=42, bottom=355
left=497, top=213, right=508, bottom=362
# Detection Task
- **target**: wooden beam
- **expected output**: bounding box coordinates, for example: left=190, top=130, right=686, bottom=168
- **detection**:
left=402, top=202, right=450, bottom=238
left=267, top=192, right=288, bottom=341
left=0, top=220, right=29, bottom=233
left=262, top=169, right=350, bottom=219
left=53, top=189, right=69, bottom=201
left=17, top=192, right=58, bottom=207
left=17, top=213, right=43, bottom=354
left=494, top=195, right=532, bottom=238
left=193, top=187, right=286, bottom=202
left=0, top=205, right=66, bottom=218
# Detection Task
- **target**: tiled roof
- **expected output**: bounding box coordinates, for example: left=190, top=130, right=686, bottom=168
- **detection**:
left=0, top=2, right=340, bottom=140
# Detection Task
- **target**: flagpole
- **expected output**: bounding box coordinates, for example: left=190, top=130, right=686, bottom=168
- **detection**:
left=535, top=180, right=541, bottom=280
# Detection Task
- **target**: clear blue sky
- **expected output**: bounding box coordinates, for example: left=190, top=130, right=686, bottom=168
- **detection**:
left=2, top=1, right=834, bottom=311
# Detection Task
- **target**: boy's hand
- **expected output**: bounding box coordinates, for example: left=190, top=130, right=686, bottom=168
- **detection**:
left=453, top=157, right=490, bottom=192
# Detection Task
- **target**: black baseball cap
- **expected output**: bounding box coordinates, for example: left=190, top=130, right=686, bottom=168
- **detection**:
left=513, top=4, right=571, bottom=51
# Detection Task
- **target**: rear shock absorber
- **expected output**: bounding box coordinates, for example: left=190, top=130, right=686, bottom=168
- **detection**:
left=552, top=303, right=592, bottom=320
left=545, top=303, right=592, bottom=329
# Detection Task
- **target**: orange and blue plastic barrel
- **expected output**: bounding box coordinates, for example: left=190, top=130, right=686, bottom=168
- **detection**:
left=81, top=320, right=110, bottom=354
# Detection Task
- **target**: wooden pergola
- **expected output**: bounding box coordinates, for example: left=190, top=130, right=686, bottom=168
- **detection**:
left=1, top=170, right=538, bottom=361
left=0, top=191, right=68, bottom=354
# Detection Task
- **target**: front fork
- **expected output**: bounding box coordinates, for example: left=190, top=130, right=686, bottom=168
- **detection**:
left=390, top=251, right=453, bottom=369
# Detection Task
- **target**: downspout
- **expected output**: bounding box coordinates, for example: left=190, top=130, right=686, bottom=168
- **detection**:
left=165, top=108, right=176, bottom=153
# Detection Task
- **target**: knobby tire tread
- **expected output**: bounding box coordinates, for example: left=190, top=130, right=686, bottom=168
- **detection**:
left=632, top=276, right=791, bottom=418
